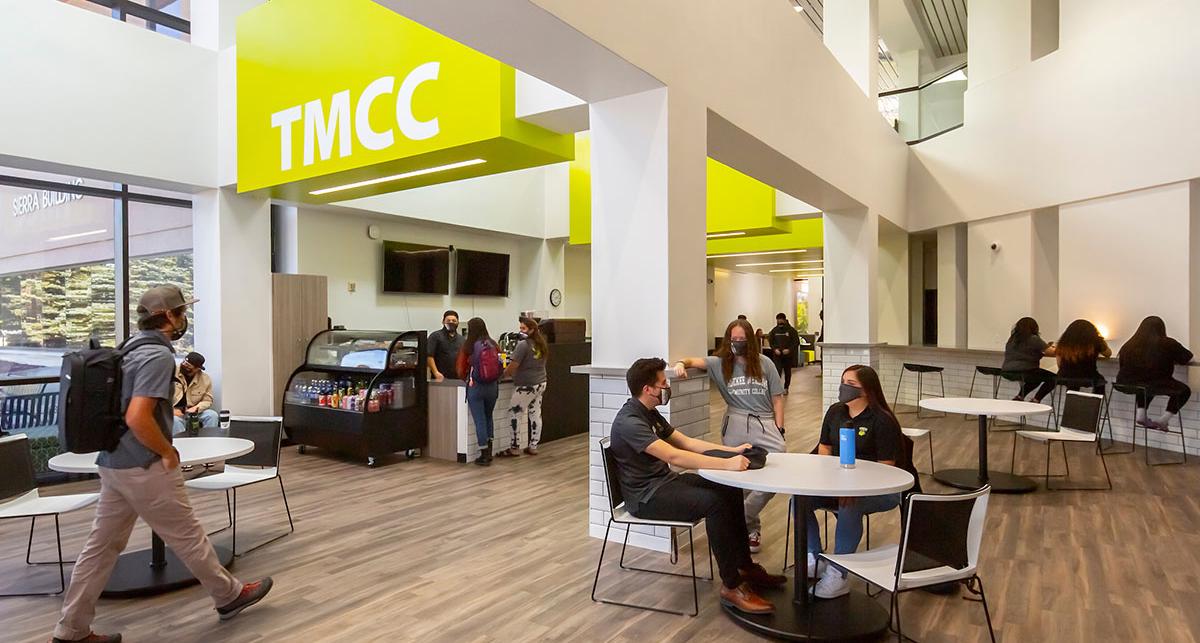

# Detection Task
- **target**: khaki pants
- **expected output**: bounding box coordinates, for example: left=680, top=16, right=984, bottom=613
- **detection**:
left=54, top=463, right=242, bottom=641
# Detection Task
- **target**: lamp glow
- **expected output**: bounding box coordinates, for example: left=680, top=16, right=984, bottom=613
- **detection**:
left=706, top=231, right=747, bottom=239
left=310, top=159, right=486, bottom=196
left=1097, top=324, right=1110, bottom=340
left=707, top=249, right=807, bottom=259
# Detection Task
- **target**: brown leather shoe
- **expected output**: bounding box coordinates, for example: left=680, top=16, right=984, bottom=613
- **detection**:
left=720, top=582, right=775, bottom=614
left=741, top=562, right=787, bottom=588
left=51, top=633, right=122, bottom=643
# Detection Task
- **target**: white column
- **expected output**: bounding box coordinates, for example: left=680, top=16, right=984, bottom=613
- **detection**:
left=937, top=224, right=968, bottom=348
left=821, top=208, right=879, bottom=406
left=1031, top=207, right=1059, bottom=335
left=823, top=0, right=879, bottom=99
left=193, top=188, right=274, bottom=415
left=586, top=87, right=709, bottom=552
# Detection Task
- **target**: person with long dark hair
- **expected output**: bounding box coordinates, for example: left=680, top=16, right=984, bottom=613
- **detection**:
left=673, top=318, right=786, bottom=555
left=1055, top=319, right=1111, bottom=394
left=1117, top=316, right=1194, bottom=430
left=500, top=316, right=549, bottom=456
left=807, top=364, right=903, bottom=599
left=1002, top=317, right=1057, bottom=402
left=458, top=317, right=503, bottom=466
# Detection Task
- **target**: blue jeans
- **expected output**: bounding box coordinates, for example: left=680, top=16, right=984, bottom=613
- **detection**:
left=806, top=493, right=903, bottom=555
left=171, top=409, right=219, bottom=436
left=466, top=381, right=499, bottom=446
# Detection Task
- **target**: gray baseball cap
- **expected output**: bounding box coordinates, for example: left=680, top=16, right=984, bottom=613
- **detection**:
left=136, top=285, right=198, bottom=322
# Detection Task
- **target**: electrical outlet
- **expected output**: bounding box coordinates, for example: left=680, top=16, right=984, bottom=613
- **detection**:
left=347, top=281, right=357, bottom=293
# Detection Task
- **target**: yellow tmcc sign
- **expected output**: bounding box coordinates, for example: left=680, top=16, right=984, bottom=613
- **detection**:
left=236, top=0, right=572, bottom=201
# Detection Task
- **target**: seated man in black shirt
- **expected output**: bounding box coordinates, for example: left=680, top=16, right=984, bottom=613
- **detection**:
left=807, top=364, right=903, bottom=600
left=609, top=357, right=785, bottom=615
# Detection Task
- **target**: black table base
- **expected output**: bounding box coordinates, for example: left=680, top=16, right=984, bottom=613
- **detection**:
left=102, top=536, right=233, bottom=598
left=933, top=468, right=1037, bottom=494
left=722, top=583, right=890, bottom=641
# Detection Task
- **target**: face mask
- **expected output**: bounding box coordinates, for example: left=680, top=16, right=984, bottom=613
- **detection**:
left=170, top=314, right=188, bottom=341
left=838, top=383, right=862, bottom=404
left=777, top=321, right=786, bottom=326
left=656, top=384, right=672, bottom=406
left=445, top=323, right=458, bottom=334
left=518, top=332, right=529, bottom=340
left=730, top=340, right=748, bottom=356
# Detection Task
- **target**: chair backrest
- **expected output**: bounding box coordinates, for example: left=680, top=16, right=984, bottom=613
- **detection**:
left=896, top=486, right=991, bottom=581
left=225, top=416, right=283, bottom=468
left=597, top=437, right=623, bottom=513
left=0, top=434, right=36, bottom=501
left=1060, top=390, right=1104, bottom=437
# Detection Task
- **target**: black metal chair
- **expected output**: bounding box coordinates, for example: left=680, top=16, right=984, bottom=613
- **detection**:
left=820, top=486, right=996, bottom=643
left=1013, top=391, right=1112, bottom=490
left=893, top=363, right=946, bottom=418
left=0, top=434, right=98, bottom=597
left=591, top=438, right=713, bottom=617
left=185, top=417, right=294, bottom=556
left=1107, top=383, right=1186, bottom=465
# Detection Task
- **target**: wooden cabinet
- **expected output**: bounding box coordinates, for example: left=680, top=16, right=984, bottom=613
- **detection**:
left=272, top=274, right=328, bottom=414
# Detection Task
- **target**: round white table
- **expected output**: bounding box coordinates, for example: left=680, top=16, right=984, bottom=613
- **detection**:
left=919, top=397, right=1052, bottom=494
left=48, top=437, right=254, bottom=598
left=701, top=453, right=914, bottom=641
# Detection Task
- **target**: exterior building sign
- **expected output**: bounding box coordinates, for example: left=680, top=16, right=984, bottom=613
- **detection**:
left=11, top=178, right=85, bottom=217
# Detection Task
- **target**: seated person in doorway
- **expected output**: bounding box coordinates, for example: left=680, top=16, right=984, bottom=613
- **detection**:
left=1002, top=316, right=1057, bottom=403
left=171, top=351, right=217, bottom=435
left=807, top=365, right=903, bottom=600
left=427, top=310, right=465, bottom=382
left=610, top=358, right=786, bottom=615
left=769, top=312, right=802, bottom=394
left=1117, top=315, right=1194, bottom=430
left=1055, top=319, right=1111, bottom=395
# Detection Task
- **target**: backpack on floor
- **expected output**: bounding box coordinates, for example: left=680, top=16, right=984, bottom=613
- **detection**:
left=57, top=334, right=171, bottom=454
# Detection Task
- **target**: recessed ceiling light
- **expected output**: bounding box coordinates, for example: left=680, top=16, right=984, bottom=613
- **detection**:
left=47, top=228, right=107, bottom=242
left=310, top=159, right=486, bottom=196
left=790, top=0, right=805, bottom=12
left=736, top=259, right=824, bottom=267
left=706, top=231, right=746, bottom=239
left=769, top=268, right=824, bottom=273
left=706, top=249, right=807, bottom=259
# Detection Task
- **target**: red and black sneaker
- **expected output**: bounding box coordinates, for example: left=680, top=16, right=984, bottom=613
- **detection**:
left=51, top=633, right=121, bottom=643
left=217, top=577, right=274, bottom=621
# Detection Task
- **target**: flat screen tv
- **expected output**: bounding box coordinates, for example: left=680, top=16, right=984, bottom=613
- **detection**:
left=382, top=241, right=450, bottom=294
left=455, top=249, right=510, bottom=297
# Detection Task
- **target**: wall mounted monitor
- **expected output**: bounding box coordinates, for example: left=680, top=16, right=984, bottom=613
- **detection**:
left=382, top=241, right=450, bottom=294
left=455, top=249, right=510, bottom=297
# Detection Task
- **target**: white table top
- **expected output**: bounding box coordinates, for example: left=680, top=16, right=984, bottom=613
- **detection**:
left=919, top=397, right=1052, bottom=417
left=48, top=437, right=255, bottom=474
left=699, top=453, right=914, bottom=497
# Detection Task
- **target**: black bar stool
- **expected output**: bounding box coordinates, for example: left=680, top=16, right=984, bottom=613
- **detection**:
left=894, top=363, right=946, bottom=418
left=1107, top=383, right=1186, bottom=465
left=966, top=366, right=1004, bottom=421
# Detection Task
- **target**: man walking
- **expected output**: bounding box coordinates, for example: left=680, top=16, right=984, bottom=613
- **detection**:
left=51, top=286, right=272, bottom=643
left=768, top=313, right=801, bottom=394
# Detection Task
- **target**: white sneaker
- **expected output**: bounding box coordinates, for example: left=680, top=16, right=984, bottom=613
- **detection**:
left=748, top=530, right=762, bottom=553
left=806, top=553, right=818, bottom=577
left=814, top=567, right=850, bottom=599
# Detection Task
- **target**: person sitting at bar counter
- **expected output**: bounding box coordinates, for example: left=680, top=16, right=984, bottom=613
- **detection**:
left=1117, top=315, right=1194, bottom=430
left=806, top=365, right=903, bottom=600
left=427, top=310, right=464, bottom=382
left=1055, top=319, right=1111, bottom=395
left=500, top=316, right=548, bottom=457
left=609, top=358, right=786, bottom=615
left=1002, top=316, right=1057, bottom=403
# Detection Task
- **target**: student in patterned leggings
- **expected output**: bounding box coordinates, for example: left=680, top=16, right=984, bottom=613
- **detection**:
left=500, top=317, right=549, bottom=456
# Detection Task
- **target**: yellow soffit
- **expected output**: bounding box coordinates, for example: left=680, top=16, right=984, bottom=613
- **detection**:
left=236, top=0, right=573, bottom=203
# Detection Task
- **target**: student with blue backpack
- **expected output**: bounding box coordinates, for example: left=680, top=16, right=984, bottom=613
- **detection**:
left=457, top=317, right=503, bottom=466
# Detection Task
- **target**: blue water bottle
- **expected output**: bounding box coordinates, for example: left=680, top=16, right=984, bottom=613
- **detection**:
left=839, top=425, right=856, bottom=469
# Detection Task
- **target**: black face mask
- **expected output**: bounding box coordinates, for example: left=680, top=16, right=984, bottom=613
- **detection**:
left=730, top=340, right=748, bottom=356
left=777, top=321, right=786, bottom=326
left=445, top=323, right=458, bottom=334
left=838, top=383, right=862, bottom=404
left=169, top=314, right=188, bottom=341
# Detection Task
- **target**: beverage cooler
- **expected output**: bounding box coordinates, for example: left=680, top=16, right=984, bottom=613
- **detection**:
left=282, top=329, right=428, bottom=467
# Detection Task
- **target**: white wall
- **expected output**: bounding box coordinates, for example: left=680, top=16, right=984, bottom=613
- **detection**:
left=0, top=0, right=217, bottom=189
left=909, top=0, right=1200, bottom=229
left=295, top=207, right=562, bottom=336
left=709, top=269, right=792, bottom=341
left=967, top=213, right=1033, bottom=350
left=877, top=217, right=909, bottom=345
left=966, top=0, right=1031, bottom=88
left=1059, top=183, right=1190, bottom=350
left=563, top=243, right=592, bottom=332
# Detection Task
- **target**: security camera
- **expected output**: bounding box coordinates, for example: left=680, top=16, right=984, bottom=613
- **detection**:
left=989, top=242, right=1001, bottom=252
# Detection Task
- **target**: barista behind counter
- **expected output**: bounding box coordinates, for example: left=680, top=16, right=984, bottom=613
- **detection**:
left=427, top=310, right=465, bottom=382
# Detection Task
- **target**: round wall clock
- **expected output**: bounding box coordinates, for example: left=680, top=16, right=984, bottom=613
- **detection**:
left=549, top=288, right=563, bottom=307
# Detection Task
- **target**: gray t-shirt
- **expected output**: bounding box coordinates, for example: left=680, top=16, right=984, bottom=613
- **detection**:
left=97, top=331, right=176, bottom=469
left=511, top=339, right=547, bottom=387
left=1002, top=334, right=1048, bottom=371
left=704, top=354, right=784, bottom=414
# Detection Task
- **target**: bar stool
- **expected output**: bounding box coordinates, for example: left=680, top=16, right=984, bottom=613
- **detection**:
left=894, top=363, right=946, bottom=418
left=966, top=365, right=1004, bottom=421
left=993, top=370, right=1058, bottom=431
left=902, top=427, right=936, bottom=473
left=1107, top=383, right=1186, bottom=465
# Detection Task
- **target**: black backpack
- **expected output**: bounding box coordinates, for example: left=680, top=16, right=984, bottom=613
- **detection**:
left=57, top=334, right=171, bottom=454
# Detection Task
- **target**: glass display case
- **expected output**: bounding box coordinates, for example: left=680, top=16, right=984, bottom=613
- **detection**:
left=282, top=329, right=428, bottom=467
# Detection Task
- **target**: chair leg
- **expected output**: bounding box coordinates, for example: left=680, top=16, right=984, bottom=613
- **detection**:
left=915, top=372, right=924, bottom=418
left=782, top=501, right=792, bottom=573
left=967, top=576, right=998, bottom=643
left=893, top=370, right=904, bottom=410
left=669, top=529, right=679, bottom=566
left=591, top=519, right=613, bottom=602
left=231, top=487, right=237, bottom=557
left=965, top=371, right=978, bottom=421
left=688, top=527, right=699, bottom=617
left=927, top=432, right=936, bottom=474
left=0, top=515, right=68, bottom=597
left=592, top=518, right=706, bottom=616
left=55, top=514, right=64, bottom=595
left=1061, top=441, right=1070, bottom=477
left=24, top=515, right=35, bottom=565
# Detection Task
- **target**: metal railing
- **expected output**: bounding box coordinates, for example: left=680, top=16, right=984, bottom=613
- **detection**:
left=877, top=63, right=967, bottom=144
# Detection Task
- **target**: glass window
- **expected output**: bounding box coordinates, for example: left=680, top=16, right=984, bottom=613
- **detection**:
left=128, top=199, right=194, bottom=354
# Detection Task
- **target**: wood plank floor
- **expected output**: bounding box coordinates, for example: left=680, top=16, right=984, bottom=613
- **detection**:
left=4, top=369, right=1200, bottom=642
